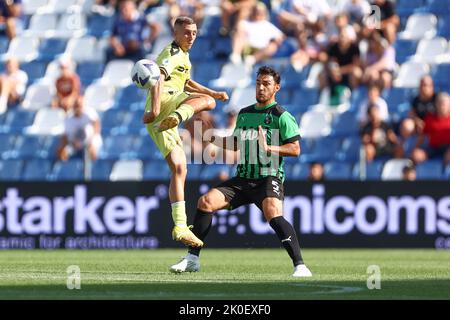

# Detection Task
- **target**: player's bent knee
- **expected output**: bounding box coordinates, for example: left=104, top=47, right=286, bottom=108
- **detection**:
left=170, top=163, right=187, bottom=177
left=197, top=195, right=216, bottom=212
left=206, top=95, right=216, bottom=110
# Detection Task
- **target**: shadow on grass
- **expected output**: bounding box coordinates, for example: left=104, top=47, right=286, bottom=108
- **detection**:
left=1, top=279, right=450, bottom=300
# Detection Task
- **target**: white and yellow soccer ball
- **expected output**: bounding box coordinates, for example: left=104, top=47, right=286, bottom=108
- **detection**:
left=131, top=59, right=160, bottom=89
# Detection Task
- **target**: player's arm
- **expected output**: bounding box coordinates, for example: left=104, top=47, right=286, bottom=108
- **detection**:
left=143, top=73, right=165, bottom=124
left=185, top=79, right=229, bottom=101
left=208, top=134, right=238, bottom=151
left=258, top=126, right=300, bottom=157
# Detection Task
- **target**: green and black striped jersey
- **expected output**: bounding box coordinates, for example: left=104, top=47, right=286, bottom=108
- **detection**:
left=233, top=101, right=300, bottom=182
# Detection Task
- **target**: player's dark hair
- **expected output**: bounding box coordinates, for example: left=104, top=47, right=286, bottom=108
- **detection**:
left=257, top=66, right=281, bottom=84
left=174, top=16, right=196, bottom=27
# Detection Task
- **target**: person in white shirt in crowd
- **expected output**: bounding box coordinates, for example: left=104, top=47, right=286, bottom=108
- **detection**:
left=229, top=2, right=285, bottom=66
left=56, top=96, right=102, bottom=161
left=342, top=0, right=371, bottom=25
left=357, top=83, right=389, bottom=126
left=277, top=0, right=332, bottom=36
left=0, top=57, right=28, bottom=114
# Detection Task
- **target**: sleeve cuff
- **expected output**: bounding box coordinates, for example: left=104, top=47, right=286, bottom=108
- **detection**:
left=282, top=135, right=300, bottom=144
left=159, top=67, right=169, bottom=78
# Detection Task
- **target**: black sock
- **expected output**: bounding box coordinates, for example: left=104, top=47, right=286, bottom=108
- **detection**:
left=269, top=216, right=304, bottom=267
left=188, top=209, right=213, bottom=257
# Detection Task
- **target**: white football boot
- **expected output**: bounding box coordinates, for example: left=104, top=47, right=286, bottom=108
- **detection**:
left=170, top=254, right=200, bottom=273
left=292, top=264, right=312, bottom=277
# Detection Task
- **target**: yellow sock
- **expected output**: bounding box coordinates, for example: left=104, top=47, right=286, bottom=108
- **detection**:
left=171, top=201, right=187, bottom=227
left=175, top=104, right=195, bottom=123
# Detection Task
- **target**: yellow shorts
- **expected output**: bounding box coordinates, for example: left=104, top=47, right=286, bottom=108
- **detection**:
left=145, top=90, right=190, bottom=158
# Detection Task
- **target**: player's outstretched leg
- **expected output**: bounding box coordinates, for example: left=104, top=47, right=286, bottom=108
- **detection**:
left=170, top=189, right=228, bottom=273
left=166, top=146, right=203, bottom=248
left=158, top=94, right=215, bottom=132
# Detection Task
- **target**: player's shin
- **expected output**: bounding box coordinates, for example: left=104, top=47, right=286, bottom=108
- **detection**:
left=269, top=216, right=304, bottom=267
left=188, top=209, right=213, bottom=256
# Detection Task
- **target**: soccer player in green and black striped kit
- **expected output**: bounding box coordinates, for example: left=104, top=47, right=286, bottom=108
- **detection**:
left=170, top=66, right=312, bottom=277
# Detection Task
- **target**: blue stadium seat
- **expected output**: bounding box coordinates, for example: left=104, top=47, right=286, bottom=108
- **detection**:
left=100, top=109, right=132, bottom=134
left=445, top=164, right=450, bottom=180
left=331, top=111, right=358, bottom=137
left=352, top=160, right=385, bottom=180
left=416, top=160, right=443, bottom=180
left=396, top=0, right=426, bottom=17
left=276, top=89, right=292, bottom=106
left=0, top=109, right=35, bottom=134
left=41, top=135, right=61, bottom=159
left=337, top=136, right=361, bottom=162
left=301, top=137, right=341, bottom=163
left=189, top=37, right=214, bottom=62
left=91, top=160, right=113, bottom=180
left=0, top=36, right=9, bottom=54
left=50, top=159, right=84, bottom=181
left=134, top=136, right=163, bottom=160
left=280, top=65, right=310, bottom=89
left=187, top=164, right=203, bottom=180
left=299, top=137, right=315, bottom=156
left=290, top=89, right=319, bottom=115
left=13, top=135, right=47, bottom=159
left=287, top=163, right=309, bottom=180
left=115, top=85, right=146, bottom=109
left=143, top=160, right=171, bottom=179
left=0, top=133, right=17, bottom=159
left=193, top=62, right=224, bottom=84
left=432, top=64, right=450, bottom=88
left=389, top=102, right=411, bottom=123
left=0, top=159, right=23, bottom=180
left=77, top=62, right=104, bottom=87
left=393, top=39, right=418, bottom=64
left=437, top=15, right=450, bottom=38
left=100, top=134, right=135, bottom=160
left=425, top=0, right=450, bottom=16
left=213, top=37, right=232, bottom=59
left=22, top=159, right=52, bottom=180
left=20, top=61, right=47, bottom=83
left=324, top=161, right=352, bottom=180
left=349, top=86, right=368, bottom=111
left=383, top=87, right=415, bottom=110
left=37, top=38, right=67, bottom=62
left=87, top=14, right=114, bottom=38
left=198, top=14, right=221, bottom=38
left=199, top=164, right=230, bottom=180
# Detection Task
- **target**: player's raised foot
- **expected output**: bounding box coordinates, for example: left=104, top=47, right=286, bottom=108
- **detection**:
left=157, top=114, right=180, bottom=132
left=170, top=254, right=200, bottom=273
left=172, top=225, right=204, bottom=247
left=292, top=264, right=312, bottom=277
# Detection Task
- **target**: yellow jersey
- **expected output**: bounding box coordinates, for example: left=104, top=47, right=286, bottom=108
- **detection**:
left=156, top=41, right=191, bottom=93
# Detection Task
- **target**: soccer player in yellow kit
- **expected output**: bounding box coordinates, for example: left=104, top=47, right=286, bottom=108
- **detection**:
left=143, top=16, right=229, bottom=247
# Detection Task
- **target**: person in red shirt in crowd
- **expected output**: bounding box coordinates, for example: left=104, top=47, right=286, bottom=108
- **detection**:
left=51, top=58, right=80, bottom=113
left=411, top=92, right=450, bottom=165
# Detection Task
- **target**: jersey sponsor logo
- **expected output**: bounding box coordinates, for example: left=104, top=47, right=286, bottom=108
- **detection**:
left=176, top=66, right=188, bottom=73
left=239, top=129, right=258, bottom=141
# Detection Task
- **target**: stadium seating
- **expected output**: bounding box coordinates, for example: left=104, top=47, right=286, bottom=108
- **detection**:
left=0, top=0, right=448, bottom=182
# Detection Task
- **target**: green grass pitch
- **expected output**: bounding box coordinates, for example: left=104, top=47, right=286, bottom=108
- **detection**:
left=0, top=249, right=449, bottom=300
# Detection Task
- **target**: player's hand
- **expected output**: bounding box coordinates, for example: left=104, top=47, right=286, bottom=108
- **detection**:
left=212, top=91, right=229, bottom=102
left=258, top=126, right=270, bottom=153
left=143, top=111, right=157, bottom=124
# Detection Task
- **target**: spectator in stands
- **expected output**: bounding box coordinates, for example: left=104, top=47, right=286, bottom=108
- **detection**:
left=320, top=28, right=362, bottom=94
left=0, top=57, right=27, bottom=114
left=138, top=0, right=164, bottom=15
left=0, top=0, right=22, bottom=40
left=220, top=0, right=256, bottom=36
left=401, top=76, right=437, bottom=137
left=342, top=0, right=371, bottom=26
left=361, top=104, right=399, bottom=162
left=402, top=162, right=416, bottom=181
left=395, top=117, right=416, bottom=158
left=361, top=31, right=395, bottom=89
left=56, top=96, right=102, bottom=161
left=108, top=0, right=160, bottom=62
left=357, top=84, right=389, bottom=126
left=52, top=58, right=81, bottom=113
left=277, top=0, right=332, bottom=37
left=372, top=0, right=399, bottom=45
left=307, top=162, right=325, bottom=181
left=411, top=93, right=450, bottom=166
left=229, top=2, right=285, bottom=66
left=167, top=0, right=205, bottom=27
left=328, top=12, right=357, bottom=43
left=290, top=17, right=328, bottom=72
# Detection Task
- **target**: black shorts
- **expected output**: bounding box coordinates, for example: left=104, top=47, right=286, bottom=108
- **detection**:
left=215, top=176, right=284, bottom=211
